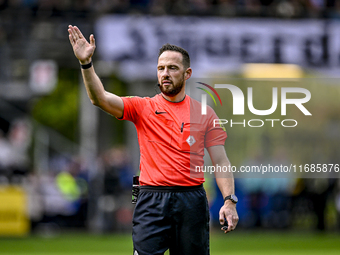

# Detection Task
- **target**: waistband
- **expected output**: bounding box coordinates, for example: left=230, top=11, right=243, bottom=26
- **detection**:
left=140, top=184, right=204, bottom=192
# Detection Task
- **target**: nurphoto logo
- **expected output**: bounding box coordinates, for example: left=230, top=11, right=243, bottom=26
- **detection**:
left=197, top=82, right=312, bottom=128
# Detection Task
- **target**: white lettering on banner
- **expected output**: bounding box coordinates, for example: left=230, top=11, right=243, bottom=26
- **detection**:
left=96, top=16, right=340, bottom=79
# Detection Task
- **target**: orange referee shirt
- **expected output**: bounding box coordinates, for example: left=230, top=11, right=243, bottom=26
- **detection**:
left=120, top=94, right=227, bottom=186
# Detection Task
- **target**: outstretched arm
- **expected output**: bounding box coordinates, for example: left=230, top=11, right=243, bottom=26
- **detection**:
left=68, top=25, right=123, bottom=118
left=207, top=145, right=239, bottom=233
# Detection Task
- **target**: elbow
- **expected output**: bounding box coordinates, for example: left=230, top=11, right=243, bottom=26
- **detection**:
left=90, top=98, right=100, bottom=107
left=90, top=91, right=107, bottom=107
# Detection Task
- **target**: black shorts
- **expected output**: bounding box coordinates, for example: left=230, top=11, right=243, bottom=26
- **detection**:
left=132, top=185, right=210, bottom=255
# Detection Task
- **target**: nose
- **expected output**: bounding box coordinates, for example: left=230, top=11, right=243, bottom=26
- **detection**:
left=162, top=67, right=170, bottom=77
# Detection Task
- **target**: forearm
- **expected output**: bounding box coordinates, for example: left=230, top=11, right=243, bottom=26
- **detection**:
left=207, top=146, right=235, bottom=200
left=81, top=65, right=106, bottom=107
left=81, top=65, right=124, bottom=117
left=68, top=25, right=124, bottom=118
left=209, top=147, right=238, bottom=232
left=214, top=158, right=235, bottom=201
left=68, top=26, right=106, bottom=107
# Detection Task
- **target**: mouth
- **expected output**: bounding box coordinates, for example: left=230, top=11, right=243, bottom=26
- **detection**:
left=162, top=80, right=172, bottom=86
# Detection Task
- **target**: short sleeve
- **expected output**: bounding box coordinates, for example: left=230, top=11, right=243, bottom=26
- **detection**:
left=204, top=106, right=227, bottom=148
left=118, top=96, right=147, bottom=124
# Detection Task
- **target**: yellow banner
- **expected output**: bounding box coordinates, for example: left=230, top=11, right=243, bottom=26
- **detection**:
left=0, top=185, right=30, bottom=236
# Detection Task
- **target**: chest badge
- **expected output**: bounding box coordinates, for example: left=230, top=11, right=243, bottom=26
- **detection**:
left=186, top=135, right=196, bottom=146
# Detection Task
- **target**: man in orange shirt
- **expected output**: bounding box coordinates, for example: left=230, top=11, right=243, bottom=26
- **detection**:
left=68, top=25, right=238, bottom=255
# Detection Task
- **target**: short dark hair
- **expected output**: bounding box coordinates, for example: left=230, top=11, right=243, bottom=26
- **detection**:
left=158, top=43, right=190, bottom=69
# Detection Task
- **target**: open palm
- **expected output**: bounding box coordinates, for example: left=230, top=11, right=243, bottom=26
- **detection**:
left=68, top=25, right=95, bottom=64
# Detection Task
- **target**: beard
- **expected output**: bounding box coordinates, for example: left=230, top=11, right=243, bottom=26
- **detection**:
left=159, top=75, right=185, bottom=97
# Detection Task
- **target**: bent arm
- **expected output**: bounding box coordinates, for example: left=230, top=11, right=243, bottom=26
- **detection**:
left=68, top=25, right=123, bottom=118
left=81, top=66, right=123, bottom=118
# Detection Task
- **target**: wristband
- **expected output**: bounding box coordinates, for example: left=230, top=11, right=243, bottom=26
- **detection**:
left=80, top=61, right=92, bottom=69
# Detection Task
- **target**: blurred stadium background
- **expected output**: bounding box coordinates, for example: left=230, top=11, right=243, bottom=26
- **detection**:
left=1, top=0, right=340, bottom=254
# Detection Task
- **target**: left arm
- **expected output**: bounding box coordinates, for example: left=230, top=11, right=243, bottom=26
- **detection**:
left=207, top=145, right=239, bottom=233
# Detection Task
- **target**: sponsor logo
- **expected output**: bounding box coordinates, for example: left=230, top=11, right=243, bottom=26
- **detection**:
left=155, top=110, right=167, bottom=114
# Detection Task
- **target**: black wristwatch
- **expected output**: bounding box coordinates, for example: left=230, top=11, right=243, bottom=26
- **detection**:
left=224, top=194, right=238, bottom=204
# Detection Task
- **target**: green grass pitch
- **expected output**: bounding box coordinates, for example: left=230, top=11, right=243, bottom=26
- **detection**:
left=0, top=231, right=339, bottom=255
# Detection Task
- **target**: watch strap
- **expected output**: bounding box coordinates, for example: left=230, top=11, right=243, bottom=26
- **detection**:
left=224, top=195, right=237, bottom=204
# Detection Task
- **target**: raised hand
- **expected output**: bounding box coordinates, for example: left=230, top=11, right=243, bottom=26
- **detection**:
left=68, top=25, right=95, bottom=65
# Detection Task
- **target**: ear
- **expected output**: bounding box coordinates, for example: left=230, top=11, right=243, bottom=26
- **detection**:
left=185, top=68, right=192, bottom=80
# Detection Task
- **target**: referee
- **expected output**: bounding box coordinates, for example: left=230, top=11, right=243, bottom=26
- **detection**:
left=68, top=25, right=239, bottom=255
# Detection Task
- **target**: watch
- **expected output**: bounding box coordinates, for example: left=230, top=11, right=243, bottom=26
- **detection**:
left=224, top=194, right=238, bottom=204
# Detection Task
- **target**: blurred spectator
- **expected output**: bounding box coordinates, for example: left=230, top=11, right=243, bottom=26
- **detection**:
left=36, top=156, right=88, bottom=230
left=214, top=0, right=238, bottom=16
left=240, top=0, right=262, bottom=16
left=336, top=178, right=340, bottom=230
left=101, top=146, right=134, bottom=194
left=92, top=0, right=129, bottom=14
left=234, top=148, right=294, bottom=229
left=304, top=178, right=334, bottom=231
left=0, top=129, right=12, bottom=177
left=0, top=0, right=338, bottom=18
left=8, top=119, right=31, bottom=175
left=95, top=146, right=134, bottom=232
left=0, top=119, right=31, bottom=181
left=150, top=0, right=191, bottom=15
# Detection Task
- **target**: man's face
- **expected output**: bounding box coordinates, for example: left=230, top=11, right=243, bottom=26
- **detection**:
left=157, top=51, right=187, bottom=97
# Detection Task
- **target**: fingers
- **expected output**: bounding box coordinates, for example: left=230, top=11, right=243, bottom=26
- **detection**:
left=219, top=211, right=229, bottom=234
left=220, top=217, right=234, bottom=234
left=68, top=25, right=83, bottom=42
left=68, top=25, right=94, bottom=48
left=90, top=34, right=95, bottom=47
left=219, top=207, right=239, bottom=234
left=219, top=214, right=233, bottom=234
left=74, top=26, right=84, bottom=39
left=226, top=215, right=239, bottom=233
left=226, top=214, right=234, bottom=232
left=68, top=34, right=74, bottom=45
left=219, top=210, right=225, bottom=225
left=68, top=26, right=76, bottom=44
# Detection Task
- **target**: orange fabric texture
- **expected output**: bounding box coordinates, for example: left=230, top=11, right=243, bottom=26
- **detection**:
left=120, top=94, right=227, bottom=186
